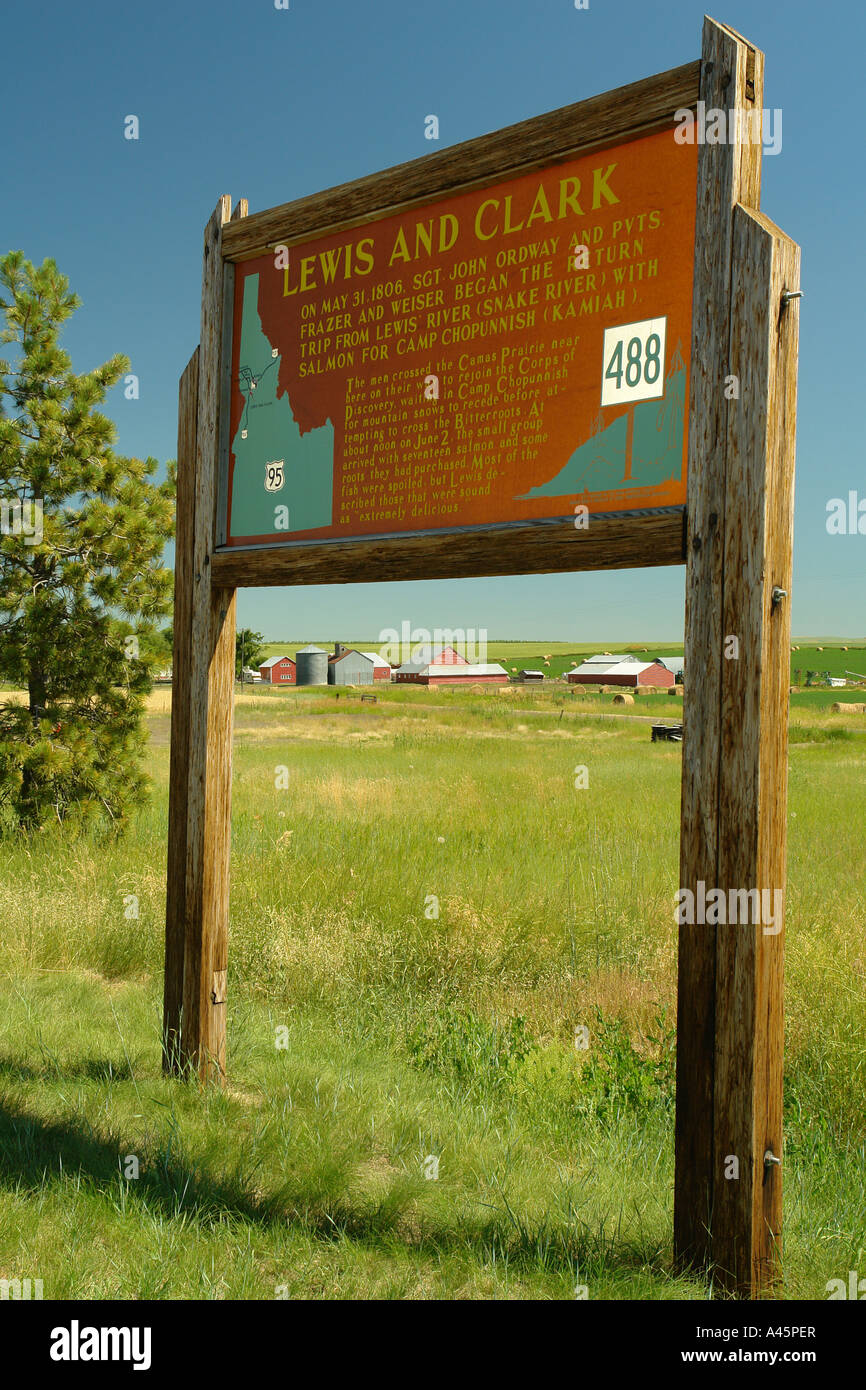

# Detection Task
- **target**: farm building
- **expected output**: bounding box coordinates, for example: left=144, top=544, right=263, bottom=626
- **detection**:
left=394, top=646, right=471, bottom=680
left=328, top=647, right=377, bottom=685
left=258, top=654, right=296, bottom=685
left=651, top=655, right=685, bottom=682
left=360, top=652, right=392, bottom=680
left=407, top=644, right=469, bottom=666
left=394, top=662, right=427, bottom=683
left=516, top=669, right=545, bottom=683
left=295, top=644, right=329, bottom=685
left=566, top=655, right=675, bottom=689
left=396, top=661, right=509, bottom=687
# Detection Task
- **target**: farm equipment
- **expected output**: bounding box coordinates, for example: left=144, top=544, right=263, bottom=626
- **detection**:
left=652, top=723, right=683, bottom=742
left=805, top=669, right=834, bottom=687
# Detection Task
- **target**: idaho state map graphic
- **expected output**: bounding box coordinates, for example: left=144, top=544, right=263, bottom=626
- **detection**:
left=230, top=272, right=334, bottom=539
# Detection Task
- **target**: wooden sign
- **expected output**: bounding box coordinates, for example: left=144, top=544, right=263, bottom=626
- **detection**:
left=210, top=58, right=705, bottom=588
left=164, top=17, right=800, bottom=1301
left=220, top=133, right=696, bottom=556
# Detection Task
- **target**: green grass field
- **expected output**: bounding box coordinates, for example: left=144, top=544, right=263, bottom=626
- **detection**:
left=1, top=683, right=864, bottom=1299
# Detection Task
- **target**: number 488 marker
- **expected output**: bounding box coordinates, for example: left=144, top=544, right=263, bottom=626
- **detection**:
left=601, top=317, right=667, bottom=407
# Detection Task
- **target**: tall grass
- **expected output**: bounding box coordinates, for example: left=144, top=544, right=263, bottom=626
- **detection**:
left=0, top=686, right=863, bottom=1298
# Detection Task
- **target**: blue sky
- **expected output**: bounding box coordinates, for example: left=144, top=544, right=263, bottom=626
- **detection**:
left=3, top=0, right=864, bottom=641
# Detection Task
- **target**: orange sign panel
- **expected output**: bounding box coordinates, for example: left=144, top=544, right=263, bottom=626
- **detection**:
left=225, top=127, right=697, bottom=547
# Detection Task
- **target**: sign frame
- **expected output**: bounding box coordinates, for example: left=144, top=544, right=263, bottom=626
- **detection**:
left=210, top=57, right=702, bottom=589
left=163, top=18, right=800, bottom=1300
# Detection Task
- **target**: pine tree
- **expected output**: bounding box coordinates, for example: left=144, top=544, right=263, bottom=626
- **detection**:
left=0, top=252, right=175, bottom=831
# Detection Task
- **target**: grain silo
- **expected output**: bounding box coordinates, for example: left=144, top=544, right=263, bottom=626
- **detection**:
left=295, top=644, right=329, bottom=686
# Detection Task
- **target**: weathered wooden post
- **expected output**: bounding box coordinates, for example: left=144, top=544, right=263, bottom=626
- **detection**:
left=162, top=346, right=199, bottom=1072
left=163, top=196, right=247, bottom=1082
left=675, top=18, right=800, bottom=1295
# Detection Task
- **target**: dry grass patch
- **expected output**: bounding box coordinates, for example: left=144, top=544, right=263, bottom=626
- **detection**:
left=487, top=969, right=676, bottom=1046
left=312, top=774, right=396, bottom=812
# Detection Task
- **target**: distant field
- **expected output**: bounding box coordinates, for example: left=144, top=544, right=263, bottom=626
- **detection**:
left=788, top=645, right=866, bottom=681
left=257, top=639, right=866, bottom=684
left=257, top=641, right=664, bottom=679
left=1, top=680, right=863, bottom=1299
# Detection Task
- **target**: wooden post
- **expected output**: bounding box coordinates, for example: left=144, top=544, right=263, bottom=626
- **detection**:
left=676, top=18, right=800, bottom=1295
left=713, top=206, right=799, bottom=1294
left=675, top=15, right=764, bottom=1278
left=163, top=195, right=247, bottom=1082
left=162, top=347, right=200, bottom=1072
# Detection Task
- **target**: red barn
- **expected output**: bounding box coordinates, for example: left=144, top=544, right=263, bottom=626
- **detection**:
left=259, top=655, right=296, bottom=685
left=400, top=644, right=468, bottom=667
left=360, top=652, right=392, bottom=680
left=566, top=655, right=674, bottom=689
left=429, top=645, right=469, bottom=666
left=396, top=662, right=508, bottom=687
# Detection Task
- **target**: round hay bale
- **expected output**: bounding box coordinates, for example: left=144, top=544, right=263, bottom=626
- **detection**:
left=570, top=684, right=586, bottom=695
left=612, top=692, right=634, bottom=705
left=842, top=645, right=848, bottom=651
left=470, top=683, right=484, bottom=693
left=817, top=646, right=824, bottom=652
left=674, top=684, right=684, bottom=696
